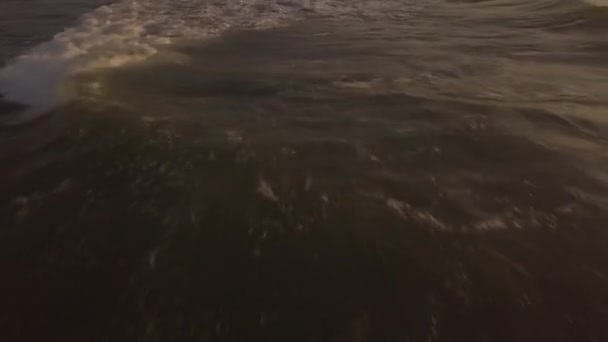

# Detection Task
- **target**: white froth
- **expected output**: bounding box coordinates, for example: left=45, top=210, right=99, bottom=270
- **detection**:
left=0, top=0, right=313, bottom=123
left=0, top=3, right=158, bottom=119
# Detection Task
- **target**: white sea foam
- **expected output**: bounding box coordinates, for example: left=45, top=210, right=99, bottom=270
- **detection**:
left=0, top=0, right=313, bottom=123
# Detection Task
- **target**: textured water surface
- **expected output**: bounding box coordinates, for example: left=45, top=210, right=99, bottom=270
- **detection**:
left=1, top=0, right=608, bottom=341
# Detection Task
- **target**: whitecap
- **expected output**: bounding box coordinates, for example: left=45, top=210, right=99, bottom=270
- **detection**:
left=0, top=0, right=313, bottom=124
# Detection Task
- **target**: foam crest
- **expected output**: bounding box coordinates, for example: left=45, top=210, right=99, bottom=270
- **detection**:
left=0, top=3, right=159, bottom=122
left=0, top=0, right=313, bottom=123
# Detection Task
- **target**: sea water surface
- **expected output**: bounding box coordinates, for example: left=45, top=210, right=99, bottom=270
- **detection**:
left=1, top=0, right=608, bottom=341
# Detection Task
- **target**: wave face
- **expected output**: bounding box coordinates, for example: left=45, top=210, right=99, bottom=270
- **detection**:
left=584, top=0, right=608, bottom=6
left=0, top=0, right=607, bottom=125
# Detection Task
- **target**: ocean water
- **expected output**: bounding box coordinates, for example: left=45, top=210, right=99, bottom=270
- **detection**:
left=1, top=0, right=608, bottom=341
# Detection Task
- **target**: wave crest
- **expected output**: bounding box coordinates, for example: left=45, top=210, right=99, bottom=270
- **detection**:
left=0, top=0, right=312, bottom=124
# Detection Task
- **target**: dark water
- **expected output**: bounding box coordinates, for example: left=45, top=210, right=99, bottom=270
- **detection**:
left=2, top=1, right=608, bottom=341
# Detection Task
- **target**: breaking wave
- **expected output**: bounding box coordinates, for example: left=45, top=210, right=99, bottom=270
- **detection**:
left=0, top=0, right=313, bottom=124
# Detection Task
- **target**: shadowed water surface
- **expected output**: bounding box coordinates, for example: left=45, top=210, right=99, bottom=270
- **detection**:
left=2, top=1, right=608, bottom=341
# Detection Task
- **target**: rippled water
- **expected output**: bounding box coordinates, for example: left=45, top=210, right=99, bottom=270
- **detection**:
left=2, top=0, right=608, bottom=341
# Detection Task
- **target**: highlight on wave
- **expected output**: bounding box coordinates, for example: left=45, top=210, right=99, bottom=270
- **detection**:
left=0, top=0, right=318, bottom=125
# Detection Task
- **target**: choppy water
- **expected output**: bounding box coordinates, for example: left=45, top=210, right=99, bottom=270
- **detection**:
left=2, top=0, right=608, bottom=341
